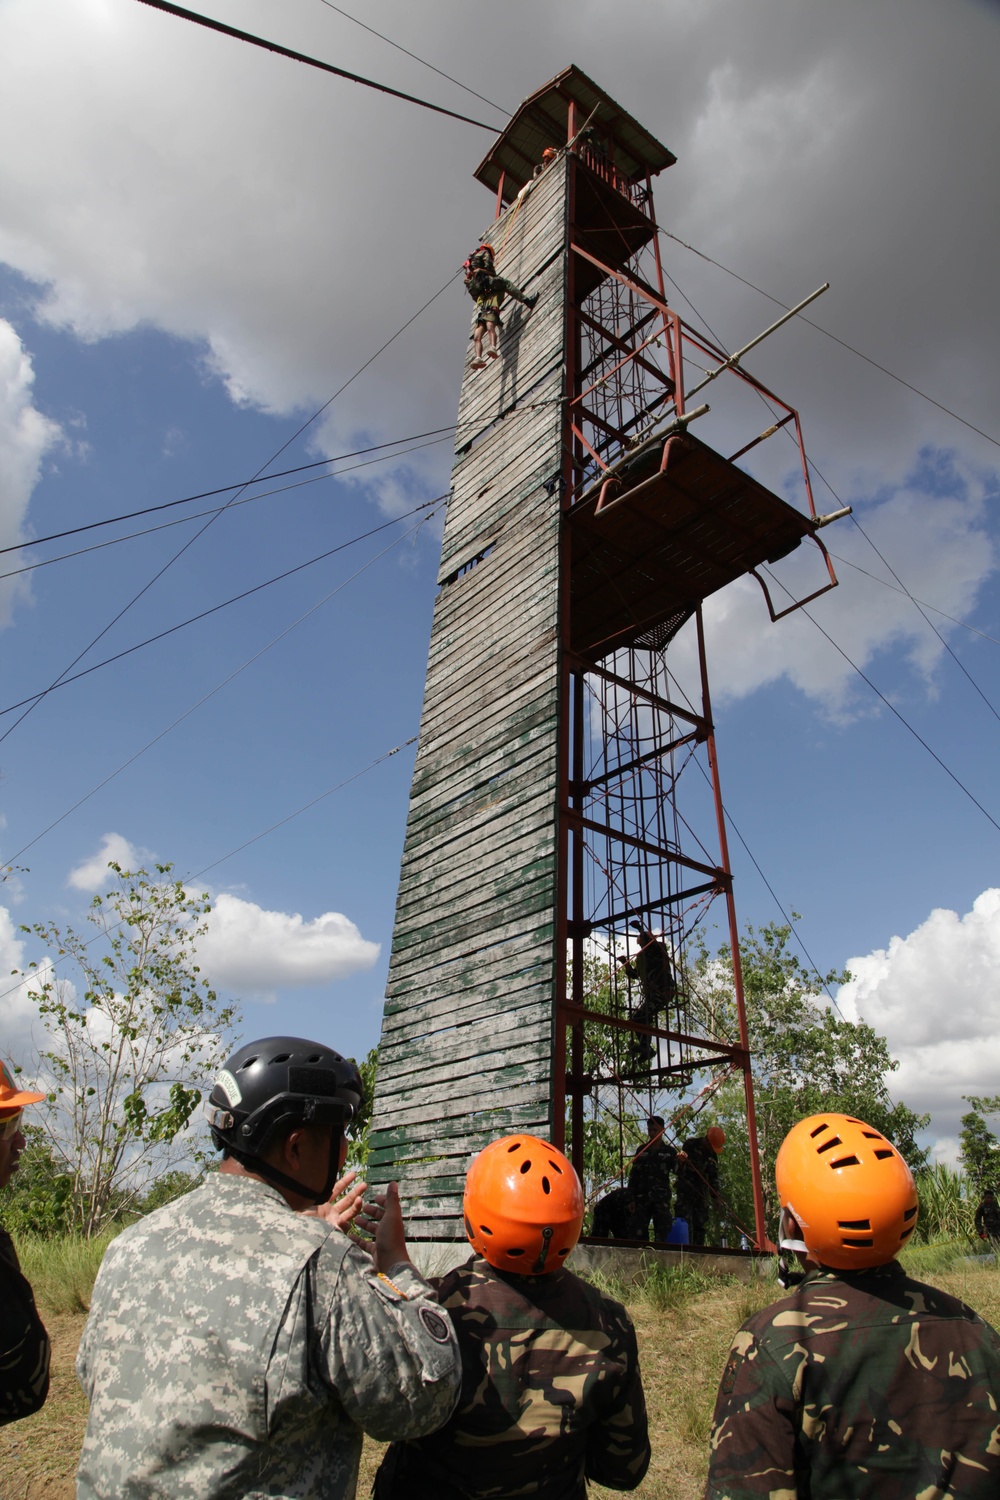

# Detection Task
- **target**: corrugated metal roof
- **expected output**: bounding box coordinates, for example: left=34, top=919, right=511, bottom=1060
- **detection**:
left=474, top=64, right=676, bottom=203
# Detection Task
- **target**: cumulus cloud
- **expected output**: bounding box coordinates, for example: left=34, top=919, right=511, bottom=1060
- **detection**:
left=197, top=892, right=379, bottom=997
left=0, top=0, right=997, bottom=670
left=0, top=318, right=61, bottom=625
left=836, top=889, right=1000, bottom=1150
left=660, top=450, right=997, bottom=712
left=0, top=904, right=54, bottom=1062
left=0, top=0, right=997, bottom=484
left=67, top=832, right=154, bottom=891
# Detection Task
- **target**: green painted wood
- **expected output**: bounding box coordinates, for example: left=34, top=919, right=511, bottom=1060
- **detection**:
left=368, top=160, right=569, bottom=1209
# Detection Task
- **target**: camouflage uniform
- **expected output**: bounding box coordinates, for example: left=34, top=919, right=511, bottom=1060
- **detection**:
left=76, top=1173, right=461, bottom=1499
left=974, top=1192, right=1000, bottom=1242
left=0, top=1225, right=50, bottom=1425
left=706, top=1260, right=1000, bottom=1499
left=374, top=1253, right=650, bottom=1499
left=674, top=1135, right=719, bottom=1246
left=626, top=1139, right=677, bottom=1242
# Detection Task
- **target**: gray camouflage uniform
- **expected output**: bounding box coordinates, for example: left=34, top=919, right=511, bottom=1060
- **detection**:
left=76, top=1173, right=461, bottom=1499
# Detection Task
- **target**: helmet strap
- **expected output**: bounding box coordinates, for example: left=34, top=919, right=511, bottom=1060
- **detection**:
left=225, top=1128, right=344, bottom=1207
left=531, top=1225, right=554, bottom=1274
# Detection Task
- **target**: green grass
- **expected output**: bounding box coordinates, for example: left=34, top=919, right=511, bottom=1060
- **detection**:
left=13, top=1229, right=122, bottom=1316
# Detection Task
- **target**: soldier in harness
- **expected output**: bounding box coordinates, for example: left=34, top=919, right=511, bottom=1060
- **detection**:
left=624, top=922, right=677, bottom=1070
left=463, top=242, right=538, bottom=370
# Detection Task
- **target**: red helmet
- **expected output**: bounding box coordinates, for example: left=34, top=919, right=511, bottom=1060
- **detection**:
left=476, top=242, right=495, bottom=257
left=707, top=1126, right=726, bottom=1153
left=464, top=1135, right=584, bottom=1274
left=541, top=147, right=557, bottom=162
left=776, top=1113, right=919, bottom=1270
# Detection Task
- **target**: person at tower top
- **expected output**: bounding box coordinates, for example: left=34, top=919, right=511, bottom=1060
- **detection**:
left=0, top=1059, right=51, bottom=1428
left=76, top=1035, right=461, bottom=1499
left=706, top=1112, right=1000, bottom=1499
left=463, top=242, right=538, bottom=370
left=374, top=1133, right=650, bottom=1499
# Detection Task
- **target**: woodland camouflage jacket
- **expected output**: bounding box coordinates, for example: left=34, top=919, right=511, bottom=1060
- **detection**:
left=76, top=1173, right=460, bottom=1499
left=706, top=1261, right=1000, bottom=1499
left=0, top=1226, right=50, bottom=1426
left=375, top=1254, right=650, bottom=1499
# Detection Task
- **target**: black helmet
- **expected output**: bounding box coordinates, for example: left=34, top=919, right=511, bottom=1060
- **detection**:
left=205, top=1036, right=363, bottom=1203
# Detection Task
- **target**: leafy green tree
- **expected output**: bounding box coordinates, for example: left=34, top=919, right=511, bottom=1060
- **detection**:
left=959, top=1095, right=1000, bottom=1192
left=345, top=1047, right=378, bottom=1171
left=136, top=1169, right=202, bottom=1215
left=0, top=1123, right=73, bottom=1236
left=17, top=862, right=240, bottom=1236
left=693, top=920, right=928, bottom=1239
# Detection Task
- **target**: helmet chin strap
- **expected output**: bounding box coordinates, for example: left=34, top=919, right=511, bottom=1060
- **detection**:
left=227, top=1129, right=344, bottom=1207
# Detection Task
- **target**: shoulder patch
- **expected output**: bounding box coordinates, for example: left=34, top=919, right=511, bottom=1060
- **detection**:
left=721, top=1347, right=742, bottom=1395
left=418, top=1306, right=452, bottom=1344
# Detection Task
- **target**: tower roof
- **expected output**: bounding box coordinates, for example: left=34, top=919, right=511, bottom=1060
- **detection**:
left=474, top=65, right=676, bottom=204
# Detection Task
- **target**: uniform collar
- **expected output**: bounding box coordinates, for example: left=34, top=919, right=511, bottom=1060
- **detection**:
left=209, top=1169, right=294, bottom=1212
left=805, top=1259, right=904, bottom=1287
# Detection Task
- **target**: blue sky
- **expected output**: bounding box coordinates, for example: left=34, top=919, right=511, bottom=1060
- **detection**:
left=1, top=0, right=999, bottom=1162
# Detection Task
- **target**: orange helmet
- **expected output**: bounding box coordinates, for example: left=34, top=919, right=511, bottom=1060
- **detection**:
left=464, top=1135, right=584, bottom=1275
left=707, top=1126, right=726, bottom=1153
left=541, top=147, right=557, bottom=162
left=776, top=1113, right=918, bottom=1271
left=0, top=1059, right=44, bottom=1111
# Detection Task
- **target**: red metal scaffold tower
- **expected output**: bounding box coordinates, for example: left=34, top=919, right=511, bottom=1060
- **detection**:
left=368, top=68, right=841, bottom=1252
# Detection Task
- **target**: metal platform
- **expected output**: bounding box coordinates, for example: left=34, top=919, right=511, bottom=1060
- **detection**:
left=568, top=431, right=815, bottom=661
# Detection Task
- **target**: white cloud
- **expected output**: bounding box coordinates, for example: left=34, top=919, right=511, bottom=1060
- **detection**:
left=197, top=892, right=379, bottom=997
left=836, top=889, right=1000, bottom=1151
left=0, top=0, right=997, bottom=479
left=67, top=832, right=154, bottom=891
left=664, top=454, right=997, bottom=712
left=0, top=905, right=55, bottom=1062
left=0, top=318, right=61, bottom=625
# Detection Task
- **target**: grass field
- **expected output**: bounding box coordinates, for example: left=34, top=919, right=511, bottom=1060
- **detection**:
left=1, top=1239, right=997, bottom=1500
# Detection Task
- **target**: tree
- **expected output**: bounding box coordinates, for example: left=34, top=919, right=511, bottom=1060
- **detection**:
left=959, top=1094, right=1000, bottom=1192
left=345, top=1047, right=378, bottom=1171
left=16, top=863, right=240, bottom=1235
left=0, top=1123, right=73, bottom=1237
left=692, top=920, right=929, bottom=1239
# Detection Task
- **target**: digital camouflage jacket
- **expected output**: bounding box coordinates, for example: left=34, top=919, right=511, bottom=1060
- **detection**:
left=375, top=1253, right=650, bottom=1500
left=76, top=1173, right=461, bottom=1499
left=706, top=1260, right=1000, bottom=1499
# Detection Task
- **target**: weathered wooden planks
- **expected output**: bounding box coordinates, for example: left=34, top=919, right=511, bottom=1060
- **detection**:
left=367, top=159, right=569, bottom=1235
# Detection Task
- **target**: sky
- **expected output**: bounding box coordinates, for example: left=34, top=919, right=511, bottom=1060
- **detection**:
left=0, top=0, right=998, bottom=1167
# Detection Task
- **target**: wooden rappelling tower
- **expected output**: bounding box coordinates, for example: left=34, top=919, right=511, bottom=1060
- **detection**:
left=368, top=68, right=841, bottom=1249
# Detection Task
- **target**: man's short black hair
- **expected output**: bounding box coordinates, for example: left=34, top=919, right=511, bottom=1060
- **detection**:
left=647, top=1115, right=665, bottom=1131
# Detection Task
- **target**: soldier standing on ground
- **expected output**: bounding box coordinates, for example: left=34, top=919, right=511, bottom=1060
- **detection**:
left=374, top=1133, right=650, bottom=1500
left=975, top=1185, right=1000, bottom=1245
left=76, top=1036, right=460, bottom=1499
left=0, top=1059, right=50, bottom=1427
left=674, top=1125, right=725, bottom=1245
left=706, top=1112, right=1000, bottom=1499
left=626, top=1115, right=681, bottom=1242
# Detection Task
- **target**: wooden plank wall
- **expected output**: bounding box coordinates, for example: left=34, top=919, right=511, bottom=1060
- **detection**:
left=367, top=160, right=568, bottom=1237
